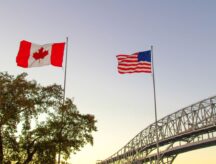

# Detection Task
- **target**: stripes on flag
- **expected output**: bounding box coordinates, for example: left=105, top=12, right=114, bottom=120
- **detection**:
left=116, top=51, right=152, bottom=74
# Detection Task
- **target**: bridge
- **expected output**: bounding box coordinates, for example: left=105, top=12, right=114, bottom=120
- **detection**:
left=97, top=95, right=216, bottom=164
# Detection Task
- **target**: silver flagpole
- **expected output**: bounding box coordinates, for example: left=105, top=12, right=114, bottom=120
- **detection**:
left=151, top=45, right=160, bottom=164
left=63, top=37, right=69, bottom=105
left=58, top=37, right=69, bottom=164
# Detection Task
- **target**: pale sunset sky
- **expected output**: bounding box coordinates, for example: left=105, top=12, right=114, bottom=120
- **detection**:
left=0, top=1, right=216, bottom=164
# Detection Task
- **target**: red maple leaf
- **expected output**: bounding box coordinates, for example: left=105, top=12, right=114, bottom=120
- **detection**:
left=33, top=47, right=49, bottom=61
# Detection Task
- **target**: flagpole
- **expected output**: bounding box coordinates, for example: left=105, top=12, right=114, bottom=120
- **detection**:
left=63, top=37, right=69, bottom=104
left=151, top=45, right=160, bottom=163
left=58, top=37, right=69, bottom=164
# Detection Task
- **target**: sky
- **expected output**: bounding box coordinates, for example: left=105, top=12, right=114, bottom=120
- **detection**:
left=1, top=0, right=216, bottom=163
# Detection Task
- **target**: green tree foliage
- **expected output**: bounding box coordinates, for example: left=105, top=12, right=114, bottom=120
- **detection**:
left=0, top=72, right=97, bottom=164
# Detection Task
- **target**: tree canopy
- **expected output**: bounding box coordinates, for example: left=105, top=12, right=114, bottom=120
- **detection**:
left=0, top=72, right=97, bottom=164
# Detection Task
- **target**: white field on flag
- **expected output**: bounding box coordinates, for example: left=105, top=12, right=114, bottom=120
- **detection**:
left=29, top=43, right=52, bottom=67
left=117, top=54, right=152, bottom=74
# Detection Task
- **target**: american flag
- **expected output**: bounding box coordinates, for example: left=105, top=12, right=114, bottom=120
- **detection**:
left=116, top=50, right=152, bottom=74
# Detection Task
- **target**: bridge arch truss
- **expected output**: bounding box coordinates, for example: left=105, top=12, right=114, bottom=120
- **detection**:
left=98, top=95, right=216, bottom=164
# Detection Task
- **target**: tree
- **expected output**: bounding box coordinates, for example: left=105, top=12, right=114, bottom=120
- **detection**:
left=0, top=72, right=46, bottom=163
left=0, top=72, right=97, bottom=163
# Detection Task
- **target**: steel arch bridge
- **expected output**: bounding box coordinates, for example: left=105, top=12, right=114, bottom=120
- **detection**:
left=97, top=95, right=216, bottom=164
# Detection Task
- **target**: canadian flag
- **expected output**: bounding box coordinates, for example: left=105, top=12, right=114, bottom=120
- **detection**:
left=16, top=40, right=65, bottom=68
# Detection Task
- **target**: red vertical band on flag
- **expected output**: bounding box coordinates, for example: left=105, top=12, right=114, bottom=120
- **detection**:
left=16, top=40, right=31, bottom=68
left=51, top=43, right=65, bottom=67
